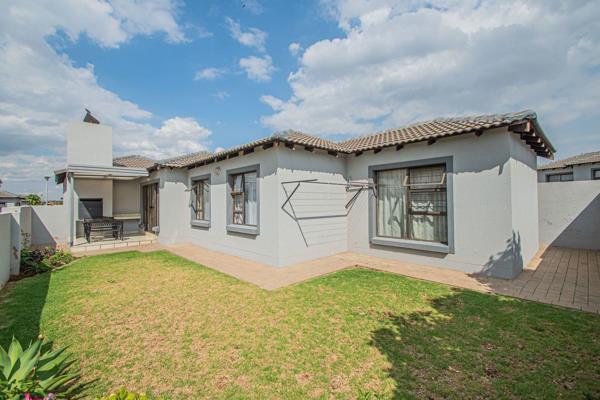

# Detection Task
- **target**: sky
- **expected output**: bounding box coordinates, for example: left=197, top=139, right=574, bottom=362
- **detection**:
left=1, top=0, right=599, bottom=199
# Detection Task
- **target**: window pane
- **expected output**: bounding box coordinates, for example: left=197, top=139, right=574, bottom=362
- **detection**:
left=376, top=169, right=407, bottom=238
left=203, top=181, right=210, bottom=219
left=560, top=173, right=573, bottom=181
left=233, top=174, right=243, bottom=192
left=196, top=182, right=204, bottom=220
left=547, top=174, right=559, bottom=182
left=244, top=172, right=257, bottom=225
left=409, top=165, right=445, bottom=188
left=409, top=214, right=448, bottom=242
left=594, top=170, right=600, bottom=179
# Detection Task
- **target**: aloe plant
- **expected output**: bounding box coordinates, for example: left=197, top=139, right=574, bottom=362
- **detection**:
left=0, top=337, right=78, bottom=399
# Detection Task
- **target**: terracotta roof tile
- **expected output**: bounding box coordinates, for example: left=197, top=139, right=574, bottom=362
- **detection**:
left=113, top=155, right=156, bottom=169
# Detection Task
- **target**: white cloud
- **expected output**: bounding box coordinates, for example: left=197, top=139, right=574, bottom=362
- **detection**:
left=260, top=95, right=284, bottom=111
left=225, top=17, right=268, bottom=52
left=288, top=42, right=302, bottom=56
left=0, top=0, right=208, bottom=194
left=262, top=0, right=600, bottom=158
left=214, top=91, right=230, bottom=100
left=194, top=67, right=225, bottom=80
left=239, top=55, right=275, bottom=82
left=214, top=146, right=226, bottom=153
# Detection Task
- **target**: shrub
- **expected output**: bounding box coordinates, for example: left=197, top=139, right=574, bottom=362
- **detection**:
left=96, top=389, right=149, bottom=400
left=20, top=248, right=75, bottom=276
left=43, top=250, right=75, bottom=269
left=0, top=337, right=78, bottom=399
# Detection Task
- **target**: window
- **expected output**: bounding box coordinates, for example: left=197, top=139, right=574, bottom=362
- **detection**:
left=376, top=164, right=448, bottom=244
left=593, top=169, right=600, bottom=180
left=546, top=173, right=573, bottom=182
left=230, top=171, right=257, bottom=226
left=190, top=177, right=210, bottom=223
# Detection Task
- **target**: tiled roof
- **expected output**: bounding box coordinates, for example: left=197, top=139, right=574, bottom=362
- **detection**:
left=339, top=110, right=552, bottom=154
left=159, top=151, right=214, bottom=168
left=113, top=155, right=156, bottom=169
left=538, top=151, right=600, bottom=170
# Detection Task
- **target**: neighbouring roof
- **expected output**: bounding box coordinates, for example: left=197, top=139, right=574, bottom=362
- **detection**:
left=115, top=110, right=555, bottom=171
left=538, top=151, right=600, bottom=170
left=0, top=190, right=24, bottom=199
left=113, top=155, right=157, bottom=169
left=83, top=109, right=100, bottom=124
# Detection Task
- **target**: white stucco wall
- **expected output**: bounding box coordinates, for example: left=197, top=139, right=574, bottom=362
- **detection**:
left=508, top=134, right=540, bottom=276
left=276, top=147, right=348, bottom=265
left=113, top=180, right=140, bottom=214
left=0, top=213, right=11, bottom=289
left=154, top=148, right=282, bottom=265
left=74, top=179, right=113, bottom=218
left=67, top=122, right=113, bottom=167
left=538, top=162, right=600, bottom=182
left=346, top=127, right=535, bottom=278
left=31, top=205, right=67, bottom=246
left=538, top=180, right=600, bottom=249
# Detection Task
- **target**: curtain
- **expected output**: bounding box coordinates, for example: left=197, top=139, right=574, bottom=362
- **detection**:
left=232, top=174, right=244, bottom=224
left=376, top=169, right=407, bottom=238
left=408, top=166, right=447, bottom=243
left=244, top=172, right=257, bottom=225
left=202, top=180, right=210, bottom=220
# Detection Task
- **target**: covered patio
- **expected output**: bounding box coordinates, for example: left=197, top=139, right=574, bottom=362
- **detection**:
left=55, top=164, right=159, bottom=247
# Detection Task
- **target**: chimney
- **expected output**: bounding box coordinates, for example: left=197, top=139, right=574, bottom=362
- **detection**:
left=67, top=110, right=113, bottom=166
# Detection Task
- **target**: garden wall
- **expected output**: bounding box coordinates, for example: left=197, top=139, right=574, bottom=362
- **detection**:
left=538, top=180, right=600, bottom=250
left=0, top=213, right=11, bottom=289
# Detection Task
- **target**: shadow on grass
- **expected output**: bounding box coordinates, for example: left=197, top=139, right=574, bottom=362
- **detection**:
left=0, top=271, right=51, bottom=347
left=370, top=288, right=600, bottom=399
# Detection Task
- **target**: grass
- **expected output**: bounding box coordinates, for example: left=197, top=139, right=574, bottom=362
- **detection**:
left=0, top=250, right=599, bottom=399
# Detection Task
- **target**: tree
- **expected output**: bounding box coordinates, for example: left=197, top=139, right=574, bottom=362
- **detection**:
left=26, top=193, right=42, bottom=205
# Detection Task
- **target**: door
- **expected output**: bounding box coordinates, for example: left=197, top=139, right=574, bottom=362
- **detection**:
left=142, top=182, right=159, bottom=232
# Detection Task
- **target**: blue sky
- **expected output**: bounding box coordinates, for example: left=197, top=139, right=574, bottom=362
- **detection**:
left=1, top=0, right=600, bottom=198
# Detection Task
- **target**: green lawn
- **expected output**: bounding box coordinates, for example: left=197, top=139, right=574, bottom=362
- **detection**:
left=0, top=251, right=599, bottom=399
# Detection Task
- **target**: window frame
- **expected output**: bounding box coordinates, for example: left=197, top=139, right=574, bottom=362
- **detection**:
left=190, top=173, right=211, bottom=228
left=546, top=172, right=574, bottom=182
left=368, top=156, right=454, bottom=254
left=592, top=168, right=600, bottom=180
left=226, top=164, right=260, bottom=236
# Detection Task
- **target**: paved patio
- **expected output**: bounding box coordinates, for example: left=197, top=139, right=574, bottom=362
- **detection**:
left=78, top=243, right=600, bottom=314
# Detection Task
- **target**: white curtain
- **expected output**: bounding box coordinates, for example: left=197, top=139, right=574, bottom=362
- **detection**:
left=232, top=174, right=244, bottom=224
left=408, top=166, right=447, bottom=243
left=244, top=172, right=257, bottom=225
left=202, top=181, right=210, bottom=220
left=376, top=169, right=407, bottom=238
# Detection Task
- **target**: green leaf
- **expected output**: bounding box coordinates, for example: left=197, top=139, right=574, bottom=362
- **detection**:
left=7, top=337, right=23, bottom=365
left=0, top=345, right=11, bottom=379
left=39, top=372, right=79, bottom=391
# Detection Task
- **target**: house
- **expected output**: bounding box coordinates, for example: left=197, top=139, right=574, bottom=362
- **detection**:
left=538, top=151, right=600, bottom=182
left=54, top=110, right=555, bottom=278
left=0, top=190, right=25, bottom=208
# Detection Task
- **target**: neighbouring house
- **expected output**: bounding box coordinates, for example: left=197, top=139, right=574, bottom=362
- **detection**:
left=54, top=110, right=555, bottom=278
left=538, top=151, right=600, bottom=182
left=0, top=190, right=25, bottom=209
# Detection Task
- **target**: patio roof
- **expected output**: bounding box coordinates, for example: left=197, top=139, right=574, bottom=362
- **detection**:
left=54, top=164, right=149, bottom=184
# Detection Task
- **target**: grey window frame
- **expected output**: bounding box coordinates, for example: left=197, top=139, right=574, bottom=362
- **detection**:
left=592, top=168, right=600, bottom=180
left=190, top=173, right=211, bottom=228
left=546, top=172, right=573, bottom=182
left=226, top=164, right=260, bottom=236
left=368, top=156, right=454, bottom=254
